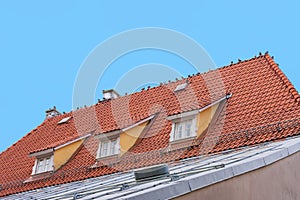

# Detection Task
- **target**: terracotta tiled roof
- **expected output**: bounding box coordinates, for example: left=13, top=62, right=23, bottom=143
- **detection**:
left=1, top=53, right=300, bottom=197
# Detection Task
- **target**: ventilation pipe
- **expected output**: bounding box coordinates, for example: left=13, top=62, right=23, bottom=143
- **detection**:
left=134, top=164, right=170, bottom=182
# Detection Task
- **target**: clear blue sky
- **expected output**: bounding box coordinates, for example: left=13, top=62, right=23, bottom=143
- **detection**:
left=0, top=1, right=299, bottom=153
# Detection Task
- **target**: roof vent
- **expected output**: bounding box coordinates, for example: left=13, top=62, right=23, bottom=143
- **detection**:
left=174, top=82, right=188, bottom=92
left=134, top=164, right=170, bottom=182
left=103, top=89, right=120, bottom=100
left=45, top=106, right=61, bottom=119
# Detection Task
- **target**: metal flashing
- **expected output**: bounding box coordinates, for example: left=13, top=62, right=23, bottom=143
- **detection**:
left=29, top=148, right=54, bottom=157
left=230, top=158, right=265, bottom=176
left=5, top=136, right=300, bottom=200
left=263, top=148, right=289, bottom=165
left=122, top=115, right=155, bottom=132
left=55, top=134, right=91, bottom=150
left=167, top=95, right=231, bottom=121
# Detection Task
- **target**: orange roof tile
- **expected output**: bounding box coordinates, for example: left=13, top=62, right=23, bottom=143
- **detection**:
left=1, top=53, right=300, bottom=196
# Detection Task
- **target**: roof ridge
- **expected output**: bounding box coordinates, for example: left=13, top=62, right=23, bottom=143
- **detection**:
left=94, top=53, right=265, bottom=105
left=36, top=53, right=270, bottom=121
left=264, top=53, right=300, bottom=103
left=217, top=52, right=266, bottom=71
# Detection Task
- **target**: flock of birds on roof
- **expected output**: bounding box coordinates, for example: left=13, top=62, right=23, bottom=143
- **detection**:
left=55, top=51, right=275, bottom=113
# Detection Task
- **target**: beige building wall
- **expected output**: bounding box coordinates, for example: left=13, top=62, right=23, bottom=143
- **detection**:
left=120, top=121, right=148, bottom=156
left=174, top=151, right=300, bottom=200
left=196, top=104, right=218, bottom=138
left=53, top=139, right=84, bottom=170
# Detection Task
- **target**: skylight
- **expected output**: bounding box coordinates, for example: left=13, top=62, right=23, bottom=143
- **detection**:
left=174, top=83, right=188, bottom=92
left=58, top=117, right=71, bottom=124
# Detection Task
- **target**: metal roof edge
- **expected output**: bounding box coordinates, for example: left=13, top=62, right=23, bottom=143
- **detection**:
left=121, top=136, right=300, bottom=200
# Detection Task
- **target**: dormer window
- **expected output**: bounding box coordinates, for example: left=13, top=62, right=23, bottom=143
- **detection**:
left=35, top=156, right=54, bottom=174
left=173, top=119, right=195, bottom=140
left=28, top=134, right=90, bottom=178
left=97, top=137, right=120, bottom=159
left=167, top=95, right=231, bottom=150
left=29, top=148, right=54, bottom=175
left=95, top=115, right=155, bottom=162
left=170, top=116, right=197, bottom=142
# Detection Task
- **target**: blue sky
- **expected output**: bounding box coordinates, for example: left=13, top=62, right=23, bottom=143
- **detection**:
left=0, top=1, right=299, bottom=153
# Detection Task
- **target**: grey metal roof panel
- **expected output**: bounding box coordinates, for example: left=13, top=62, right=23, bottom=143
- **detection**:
left=287, top=140, right=300, bottom=155
left=185, top=167, right=234, bottom=191
left=263, top=148, right=289, bottom=165
left=230, top=157, right=265, bottom=176
left=121, top=180, right=191, bottom=200
left=3, top=136, right=300, bottom=200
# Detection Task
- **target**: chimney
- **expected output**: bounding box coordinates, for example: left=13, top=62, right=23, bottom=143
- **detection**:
left=45, top=106, right=61, bottom=119
left=102, top=89, right=120, bottom=100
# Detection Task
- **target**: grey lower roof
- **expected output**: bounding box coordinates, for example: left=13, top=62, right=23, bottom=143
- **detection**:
left=2, top=135, right=300, bottom=200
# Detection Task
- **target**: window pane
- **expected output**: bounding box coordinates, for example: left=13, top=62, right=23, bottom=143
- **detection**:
left=110, top=140, right=116, bottom=155
left=173, top=119, right=194, bottom=141
left=45, top=158, right=50, bottom=171
left=175, top=123, right=183, bottom=139
left=185, top=120, right=192, bottom=137
left=35, top=157, right=52, bottom=174
left=37, top=159, right=44, bottom=173
left=98, top=138, right=120, bottom=158
left=101, top=142, right=108, bottom=156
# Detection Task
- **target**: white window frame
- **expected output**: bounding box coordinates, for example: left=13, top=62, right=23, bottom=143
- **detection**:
left=97, top=137, right=120, bottom=158
left=170, top=115, right=197, bottom=142
left=32, top=154, right=54, bottom=175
